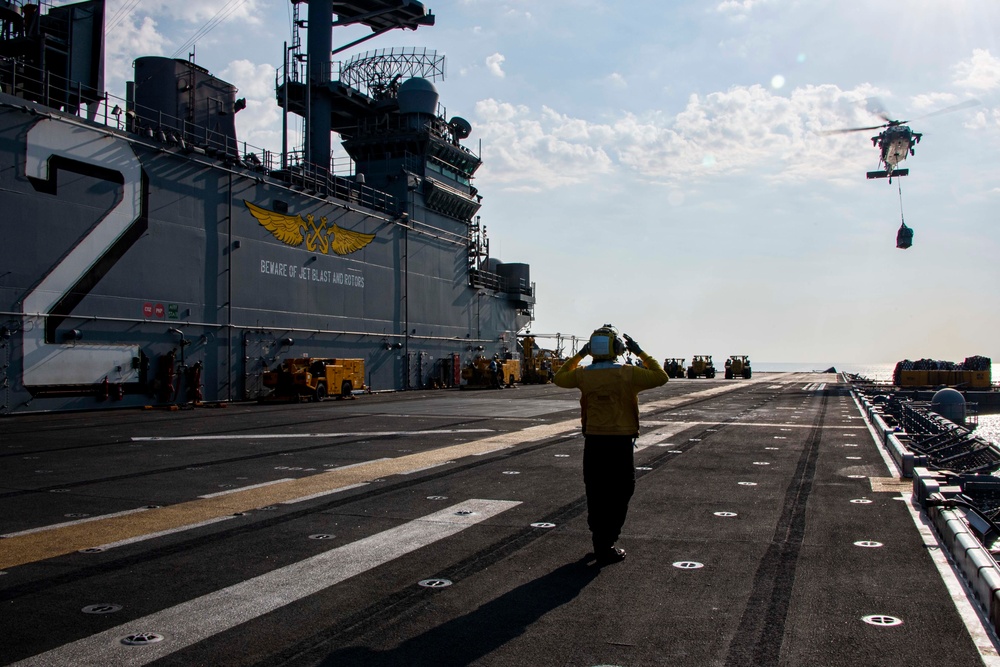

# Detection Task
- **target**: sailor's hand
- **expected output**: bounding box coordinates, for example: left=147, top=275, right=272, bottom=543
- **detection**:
left=578, top=342, right=591, bottom=358
left=623, top=334, right=643, bottom=355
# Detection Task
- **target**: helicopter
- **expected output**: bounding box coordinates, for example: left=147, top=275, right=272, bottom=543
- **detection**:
left=823, top=99, right=979, bottom=183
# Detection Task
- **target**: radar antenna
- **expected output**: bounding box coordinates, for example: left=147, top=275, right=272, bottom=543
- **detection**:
left=341, top=48, right=445, bottom=100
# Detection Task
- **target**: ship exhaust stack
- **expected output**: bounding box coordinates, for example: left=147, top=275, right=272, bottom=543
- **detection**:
left=129, top=57, right=239, bottom=156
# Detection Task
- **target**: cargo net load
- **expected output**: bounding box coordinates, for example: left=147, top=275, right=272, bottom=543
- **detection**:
left=892, top=356, right=992, bottom=388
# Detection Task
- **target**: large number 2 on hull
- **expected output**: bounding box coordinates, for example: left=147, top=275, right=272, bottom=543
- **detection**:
left=22, top=120, right=143, bottom=388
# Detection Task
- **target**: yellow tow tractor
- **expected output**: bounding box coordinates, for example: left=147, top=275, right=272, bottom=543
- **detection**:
left=687, top=355, right=716, bottom=379
left=262, top=357, right=366, bottom=401
left=520, top=336, right=566, bottom=384
left=461, top=354, right=521, bottom=389
left=724, top=355, right=752, bottom=379
left=662, top=358, right=686, bottom=379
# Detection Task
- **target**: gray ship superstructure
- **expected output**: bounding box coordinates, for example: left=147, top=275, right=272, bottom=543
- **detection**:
left=0, top=0, right=534, bottom=414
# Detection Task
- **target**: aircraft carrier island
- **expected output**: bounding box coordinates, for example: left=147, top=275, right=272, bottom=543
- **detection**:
left=3, top=373, right=1000, bottom=666
left=0, top=0, right=533, bottom=415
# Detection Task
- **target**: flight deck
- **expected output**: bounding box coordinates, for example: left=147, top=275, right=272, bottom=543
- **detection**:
left=1, top=373, right=997, bottom=666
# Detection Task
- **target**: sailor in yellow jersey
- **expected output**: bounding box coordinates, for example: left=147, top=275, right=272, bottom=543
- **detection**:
left=554, top=325, right=668, bottom=565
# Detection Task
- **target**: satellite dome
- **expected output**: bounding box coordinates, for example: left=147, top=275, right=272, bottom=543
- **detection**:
left=449, top=116, right=472, bottom=139
left=931, top=387, right=966, bottom=425
left=397, top=77, right=439, bottom=115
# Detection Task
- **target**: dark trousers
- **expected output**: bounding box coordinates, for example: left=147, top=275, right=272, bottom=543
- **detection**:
left=583, top=435, right=636, bottom=552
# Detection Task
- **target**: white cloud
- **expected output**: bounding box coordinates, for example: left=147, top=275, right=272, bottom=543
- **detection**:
left=606, top=72, right=627, bottom=89
left=715, top=0, right=773, bottom=19
left=953, top=49, right=1000, bottom=91
left=474, top=83, right=882, bottom=191
left=105, top=15, right=169, bottom=84
left=474, top=99, right=614, bottom=191
left=486, top=53, right=506, bottom=78
left=128, top=0, right=265, bottom=26
left=221, top=60, right=276, bottom=99
left=909, top=92, right=958, bottom=112
left=966, top=108, right=1000, bottom=130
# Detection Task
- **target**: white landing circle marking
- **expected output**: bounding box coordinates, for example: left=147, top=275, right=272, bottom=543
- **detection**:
left=121, top=633, right=165, bottom=646
left=673, top=561, right=704, bottom=569
left=855, top=541, right=883, bottom=548
left=862, top=615, right=902, bottom=627
left=738, top=482, right=758, bottom=486
left=82, top=604, right=122, bottom=614
left=419, top=578, right=452, bottom=588
left=851, top=499, right=873, bottom=504
left=531, top=522, right=556, bottom=528
left=714, top=512, right=737, bottom=518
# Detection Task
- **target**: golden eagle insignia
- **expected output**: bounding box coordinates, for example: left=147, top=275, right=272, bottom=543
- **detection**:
left=244, top=200, right=376, bottom=255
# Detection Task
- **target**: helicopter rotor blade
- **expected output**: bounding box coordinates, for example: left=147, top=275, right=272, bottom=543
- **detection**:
left=820, top=124, right=888, bottom=135
left=909, top=98, right=981, bottom=121
left=864, top=97, right=895, bottom=123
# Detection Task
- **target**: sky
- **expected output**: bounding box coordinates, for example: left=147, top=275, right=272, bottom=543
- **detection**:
left=93, top=0, right=1000, bottom=364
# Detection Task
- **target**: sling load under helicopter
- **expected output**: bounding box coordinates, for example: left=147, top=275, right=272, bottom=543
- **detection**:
left=822, top=98, right=979, bottom=249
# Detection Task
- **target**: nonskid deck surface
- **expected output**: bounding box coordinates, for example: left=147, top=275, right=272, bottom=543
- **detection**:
left=0, top=374, right=995, bottom=666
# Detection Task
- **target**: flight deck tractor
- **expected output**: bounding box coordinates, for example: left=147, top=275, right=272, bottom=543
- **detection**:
left=687, top=355, right=716, bottom=379
left=663, top=358, right=686, bottom=379
left=262, top=357, right=366, bottom=401
left=725, top=355, right=752, bottom=379
left=520, top=336, right=564, bottom=384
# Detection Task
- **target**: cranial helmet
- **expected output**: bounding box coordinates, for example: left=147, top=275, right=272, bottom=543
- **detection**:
left=589, top=324, right=625, bottom=361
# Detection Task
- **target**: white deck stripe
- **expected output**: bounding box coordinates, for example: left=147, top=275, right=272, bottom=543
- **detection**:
left=131, top=429, right=493, bottom=442
left=0, top=507, right=153, bottom=538
left=89, top=516, right=236, bottom=551
left=635, top=422, right=700, bottom=451
left=639, top=420, right=865, bottom=430
left=902, top=496, right=1000, bottom=665
left=323, top=458, right=392, bottom=471
left=856, top=392, right=1000, bottom=663
left=197, top=479, right=294, bottom=498
left=12, top=499, right=520, bottom=667
left=853, top=392, right=900, bottom=478
left=279, top=482, right=369, bottom=504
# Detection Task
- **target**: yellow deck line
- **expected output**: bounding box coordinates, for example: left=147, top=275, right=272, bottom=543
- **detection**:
left=0, top=422, right=577, bottom=570
left=0, top=372, right=808, bottom=570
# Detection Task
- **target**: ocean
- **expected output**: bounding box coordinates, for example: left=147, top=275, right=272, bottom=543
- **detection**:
left=754, top=361, right=1000, bottom=383
left=753, top=361, right=1000, bottom=446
